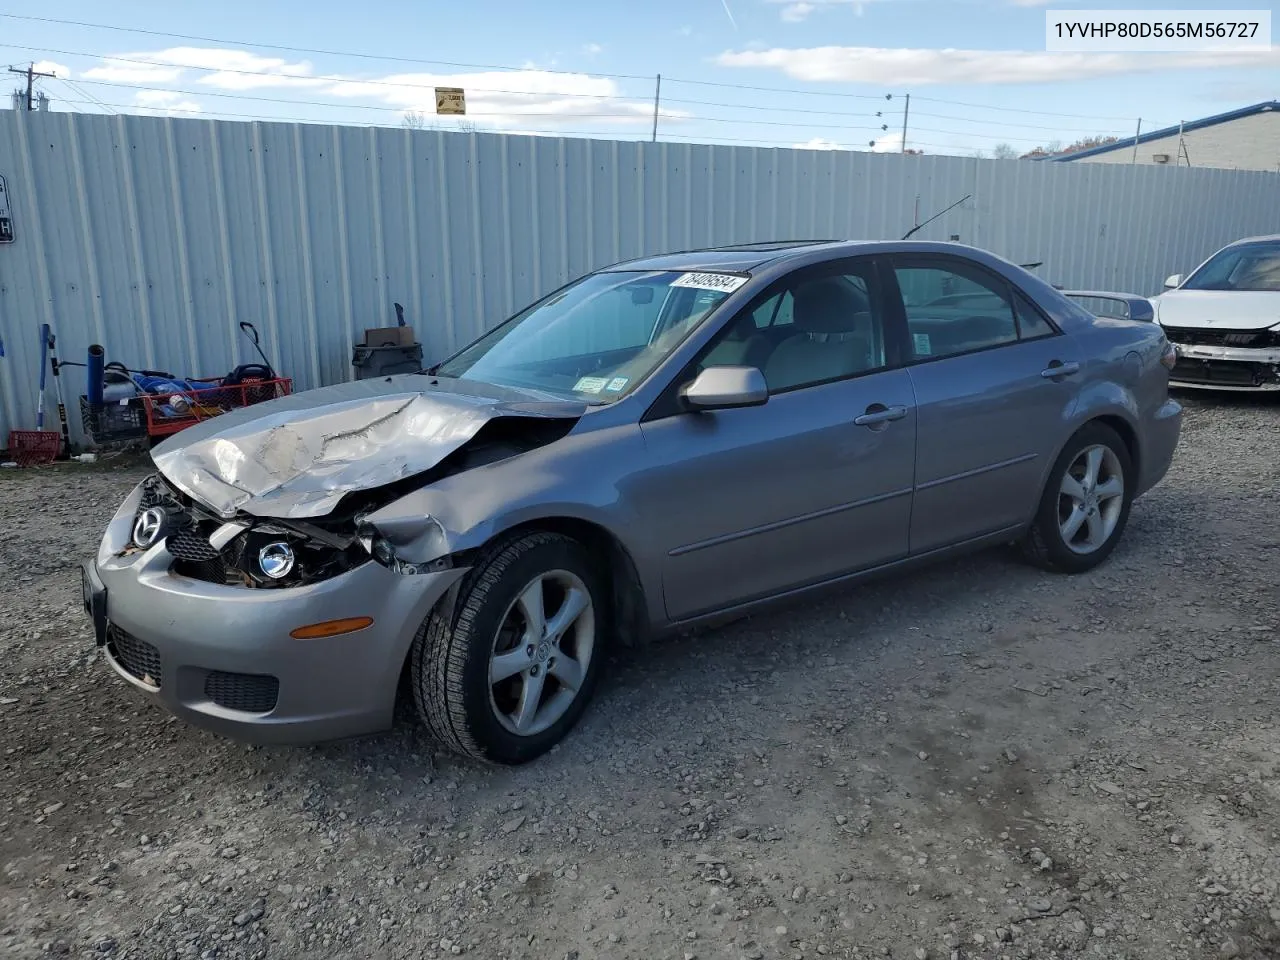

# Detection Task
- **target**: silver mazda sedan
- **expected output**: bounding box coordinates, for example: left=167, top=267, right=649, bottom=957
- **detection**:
left=83, top=240, right=1182, bottom=764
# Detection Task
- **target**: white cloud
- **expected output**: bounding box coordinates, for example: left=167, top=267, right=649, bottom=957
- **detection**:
left=82, top=56, right=184, bottom=85
left=323, top=68, right=685, bottom=129
left=793, top=136, right=844, bottom=149
left=82, top=47, right=324, bottom=91
left=715, top=45, right=1280, bottom=85
left=71, top=48, right=677, bottom=129
left=31, top=60, right=69, bottom=78
left=583, top=43, right=604, bottom=56
left=870, top=130, right=903, bottom=152
left=132, top=89, right=201, bottom=114
left=780, top=3, right=815, bottom=22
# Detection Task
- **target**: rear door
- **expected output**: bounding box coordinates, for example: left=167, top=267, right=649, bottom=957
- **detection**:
left=634, top=256, right=917, bottom=621
left=886, top=254, right=1081, bottom=554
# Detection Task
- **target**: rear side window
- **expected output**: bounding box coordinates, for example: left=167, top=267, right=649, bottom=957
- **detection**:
left=894, top=263, right=1018, bottom=360
left=893, top=259, right=1059, bottom=361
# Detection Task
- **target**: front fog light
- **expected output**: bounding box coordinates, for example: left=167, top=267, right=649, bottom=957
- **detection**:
left=258, top=541, right=296, bottom=579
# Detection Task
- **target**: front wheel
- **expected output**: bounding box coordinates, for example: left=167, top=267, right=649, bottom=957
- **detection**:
left=1021, top=422, right=1133, bottom=574
left=410, top=531, right=606, bottom=764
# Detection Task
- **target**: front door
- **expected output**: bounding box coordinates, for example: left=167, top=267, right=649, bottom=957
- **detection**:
left=633, top=257, right=917, bottom=621
left=886, top=254, right=1082, bottom=554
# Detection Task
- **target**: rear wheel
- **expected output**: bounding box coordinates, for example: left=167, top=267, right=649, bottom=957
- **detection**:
left=410, top=531, right=606, bottom=764
left=1021, top=422, right=1133, bottom=573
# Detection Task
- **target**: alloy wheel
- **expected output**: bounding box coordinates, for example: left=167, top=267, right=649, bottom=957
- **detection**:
left=488, top=570, right=595, bottom=737
left=1057, top=444, right=1125, bottom=555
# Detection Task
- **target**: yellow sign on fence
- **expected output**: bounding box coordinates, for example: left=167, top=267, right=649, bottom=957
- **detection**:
left=435, top=87, right=466, bottom=115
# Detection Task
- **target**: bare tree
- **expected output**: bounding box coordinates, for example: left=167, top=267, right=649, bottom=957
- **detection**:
left=402, top=110, right=435, bottom=130
left=455, top=118, right=478, bottom=134
left=992, top=143, right=1019, bottom=160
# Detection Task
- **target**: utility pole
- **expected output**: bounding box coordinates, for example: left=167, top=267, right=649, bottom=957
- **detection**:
left=651, top=74, right=661, bottom=143
left=8, top=62, right=56, bottom=111
left=900, top=93, right=910, bottom=153
left=1131, top=118, right=1141, bottom=163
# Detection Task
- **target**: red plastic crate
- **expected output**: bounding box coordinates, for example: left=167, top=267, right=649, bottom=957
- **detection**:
left=140, top=376, right=293, bottom=437
left=7, top=429, right=62, bottom=466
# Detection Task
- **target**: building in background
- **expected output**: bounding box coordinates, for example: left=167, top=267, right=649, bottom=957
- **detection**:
left=1044, top=102, right=1279, bottom=171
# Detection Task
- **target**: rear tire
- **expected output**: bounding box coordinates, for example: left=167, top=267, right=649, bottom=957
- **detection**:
left=1020, top=422, right=1133, bottom=574
left=410, top=531, right=607, bottom=765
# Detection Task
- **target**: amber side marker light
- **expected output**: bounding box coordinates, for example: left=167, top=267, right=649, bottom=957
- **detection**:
left=290, top=617, right=374, bottom=640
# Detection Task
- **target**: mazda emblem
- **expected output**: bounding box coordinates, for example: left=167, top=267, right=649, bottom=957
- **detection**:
left=132, top=507, right=167, bottom=549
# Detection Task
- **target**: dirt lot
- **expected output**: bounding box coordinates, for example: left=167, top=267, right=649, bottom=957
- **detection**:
left=2, top=394, right=1278, bottom=960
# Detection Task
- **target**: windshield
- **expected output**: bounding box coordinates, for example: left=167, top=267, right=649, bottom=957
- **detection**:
left=434, top=269, right=743, bottom=401
left=1182, top=241, right=1280, bottom=292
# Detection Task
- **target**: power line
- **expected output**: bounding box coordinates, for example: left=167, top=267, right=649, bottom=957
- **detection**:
left=663, top=76, right=888, bottom=99
left=911, top=93, right=1136, bottom=122
left=0, top=12, right=654, bottom=81
left=60, top=77, right=116, bottom=114
left=61, top=78, right=892, bottom=130
left=44, top=97, right=969, bottom=153
left=905, top=109, right=1131, bottom=135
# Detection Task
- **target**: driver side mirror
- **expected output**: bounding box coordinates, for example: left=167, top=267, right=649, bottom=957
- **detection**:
left=1163, top=273, right=1184, bottom=289
left=682, top=366, right=768, bottom=411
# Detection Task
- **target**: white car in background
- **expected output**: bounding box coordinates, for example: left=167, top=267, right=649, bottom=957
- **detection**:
left=1154, top=235, right=1280, bottom=392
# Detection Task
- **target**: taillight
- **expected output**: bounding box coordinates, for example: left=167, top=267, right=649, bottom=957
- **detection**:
left=1160, top=339, right=1177, bottom=371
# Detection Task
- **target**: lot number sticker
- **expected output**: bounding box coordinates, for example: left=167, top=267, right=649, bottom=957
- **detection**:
left=912, top=333, right=932, bottom=356
left=671, top=272, right=748, bottom=294
left=573, top=376, right=610, bottom=394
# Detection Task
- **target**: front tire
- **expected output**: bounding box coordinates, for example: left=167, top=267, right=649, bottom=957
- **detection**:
left=410, top=531, right=607, bottom=764
left=1021, top=422, right=1133, bottom=574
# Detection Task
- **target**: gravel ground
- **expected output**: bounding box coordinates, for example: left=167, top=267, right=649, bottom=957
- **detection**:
left=2, top=393, right=1278, bottom=960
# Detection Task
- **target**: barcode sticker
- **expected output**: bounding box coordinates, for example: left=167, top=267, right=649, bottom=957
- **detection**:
left=670, top=272, right=748, bottom=294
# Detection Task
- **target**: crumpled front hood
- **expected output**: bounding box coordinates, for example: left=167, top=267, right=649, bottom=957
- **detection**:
left=151, top=375, right=585, bottom=519
left=1155, top=289, right=1280, bottom=331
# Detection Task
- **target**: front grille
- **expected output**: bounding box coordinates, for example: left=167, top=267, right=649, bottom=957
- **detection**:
left=173, top=556, right=230, bottom=583
left=107, top=625, right=162, bottom=688
left=204, top=671, right=279, bottom=713
left=166, top=526, right=221, bottom=562
left=1172, top=358, right=1274, bottom=387
left=1163, top=326, right=1280, bottom=348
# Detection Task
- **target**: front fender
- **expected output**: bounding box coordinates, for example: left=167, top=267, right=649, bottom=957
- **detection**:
left=362, top=423, right=664, bottom=623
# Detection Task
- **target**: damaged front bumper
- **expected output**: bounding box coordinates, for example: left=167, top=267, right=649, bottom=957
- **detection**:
left=86, top=481, right=467, bottom=744
left=1169, top=342, right=1280, bottom=392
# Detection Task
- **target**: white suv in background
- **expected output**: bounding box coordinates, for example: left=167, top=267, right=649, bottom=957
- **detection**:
left=1154, top=235, right=1280, bottom=392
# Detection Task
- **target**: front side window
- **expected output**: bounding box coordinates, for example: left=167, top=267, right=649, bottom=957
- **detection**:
left=435, top=270, right=741, bottom=401
left=699, top=261, right=889, bottom=393
left=894, top=260, right=1025, bottom=361
left=1182, top=241, right=1280, bottom=292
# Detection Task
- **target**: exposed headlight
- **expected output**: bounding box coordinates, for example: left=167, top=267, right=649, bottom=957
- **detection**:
left=358, top=522, right=452, bottom=576
left=257, top=541, right=296, bottom=580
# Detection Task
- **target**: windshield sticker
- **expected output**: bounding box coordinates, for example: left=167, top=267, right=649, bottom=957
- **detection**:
left=671, top=272, right=748, bottom=294
left=912, top=333, right=932, bottom=356
left=606, top=376, right=629, bottom=392
left=573, top=376, right=610, bottom=394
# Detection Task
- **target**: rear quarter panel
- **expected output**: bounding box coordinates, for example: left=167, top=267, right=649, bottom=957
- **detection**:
left=1049, top=313, right=1179, bottom=499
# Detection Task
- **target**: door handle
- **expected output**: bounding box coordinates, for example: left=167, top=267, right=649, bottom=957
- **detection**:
left=1041, top=360, right=1081, bottom=379
left=854, top=403, right=908, bottom=427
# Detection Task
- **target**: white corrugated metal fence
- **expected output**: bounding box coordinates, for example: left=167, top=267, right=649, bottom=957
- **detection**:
left=2, top=110, right=1278, bottom=443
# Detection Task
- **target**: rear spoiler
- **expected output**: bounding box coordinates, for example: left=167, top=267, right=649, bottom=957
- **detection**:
left=1057, top=290, right=1155, bottom=323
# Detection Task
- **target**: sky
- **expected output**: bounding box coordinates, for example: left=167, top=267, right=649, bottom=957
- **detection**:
left=1, top=0, right=1276, bottom=156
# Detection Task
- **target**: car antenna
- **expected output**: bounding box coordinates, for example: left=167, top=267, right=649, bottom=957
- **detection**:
left=901, top=194, right=972, bottom=240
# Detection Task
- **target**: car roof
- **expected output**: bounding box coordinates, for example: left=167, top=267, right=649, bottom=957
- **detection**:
left=600, top=239, right=1001, bottom=274
left=1224, top=234, right=1280, bottom=247
left=601, top=240, right=845, bottom=274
